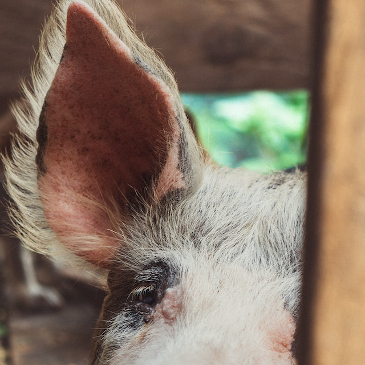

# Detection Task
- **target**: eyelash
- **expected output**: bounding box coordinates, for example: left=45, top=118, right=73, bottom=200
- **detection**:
left=129, top=285, right=156, bottom=304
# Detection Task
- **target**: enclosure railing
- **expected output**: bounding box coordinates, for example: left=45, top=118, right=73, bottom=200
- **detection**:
left=298, top=0, right=365, bottom=363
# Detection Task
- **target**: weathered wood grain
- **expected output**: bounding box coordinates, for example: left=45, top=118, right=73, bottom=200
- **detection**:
left=299, top=0, right=365, bottom=363
left=0, top=0, right=311, bottom=98
left=0, top=0, right=53, bottom=100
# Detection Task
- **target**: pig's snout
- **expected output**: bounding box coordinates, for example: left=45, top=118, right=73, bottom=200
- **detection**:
left=110, top=269, right=297, bottom=365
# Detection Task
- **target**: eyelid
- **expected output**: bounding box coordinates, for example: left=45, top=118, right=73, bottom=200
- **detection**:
left=129, top=285, right=155, bottom=302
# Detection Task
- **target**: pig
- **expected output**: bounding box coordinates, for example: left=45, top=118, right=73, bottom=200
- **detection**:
left=4, top=0, right=306, bottom=364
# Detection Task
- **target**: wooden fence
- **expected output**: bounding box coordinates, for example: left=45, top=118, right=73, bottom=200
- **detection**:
left=1, top=0, right=365, bottom=363
left=0, top=0, right=311, bottom=101
left=299, top=0, right=365, bottom=363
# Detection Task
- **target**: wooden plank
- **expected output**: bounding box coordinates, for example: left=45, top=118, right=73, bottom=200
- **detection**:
left=120, top=0, right=312, bottom=92
left=9, top=304, right=98, bottom=365
left=0, top=0, right=53, bottom=100
left=0, top=0, right=311, bottom=98
left=298, top=0, right=365, bottom=364
left=0, top=254, right=11, bottom=365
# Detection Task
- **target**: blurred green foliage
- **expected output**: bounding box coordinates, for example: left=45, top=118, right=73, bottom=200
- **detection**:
left=182, top=91, right=309, bottom=172
left=0, top=324, right=7, bottom=337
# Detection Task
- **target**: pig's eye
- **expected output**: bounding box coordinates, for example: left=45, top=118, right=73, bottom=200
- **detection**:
left=126, top=260, right=174, bottom=324
left=128, top=284, right=160, bottom=323
left=129, top=285, right=157, bottom=305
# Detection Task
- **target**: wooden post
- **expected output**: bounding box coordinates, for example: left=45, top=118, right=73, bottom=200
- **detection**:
left=0, top=0, right=311, bottom=97
left=299, top=0, right=365, bottom=364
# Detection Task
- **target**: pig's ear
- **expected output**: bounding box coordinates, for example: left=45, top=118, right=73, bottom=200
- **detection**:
left=36, top=1, right=202, bottom=268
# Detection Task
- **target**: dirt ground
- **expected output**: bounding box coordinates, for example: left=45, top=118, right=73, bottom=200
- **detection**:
left=0, top=260, right=105, bottom=365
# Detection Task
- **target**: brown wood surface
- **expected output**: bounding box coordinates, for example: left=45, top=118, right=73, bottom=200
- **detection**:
left=299, top=0, right=365, bottom=364
left=9, top=304, right=98, bottom=365
left=0, top=0, right=53, bottom=101
left=0, top=0, right=311, bottom=99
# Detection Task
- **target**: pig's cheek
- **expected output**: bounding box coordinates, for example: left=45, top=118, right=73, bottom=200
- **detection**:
left=153, top=286, right=183, bottom=325
left=267, top=308, right=296, bottom=362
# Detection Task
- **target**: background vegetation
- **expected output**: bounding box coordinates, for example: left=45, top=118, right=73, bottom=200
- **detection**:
left=182, top=91, right=309, bottom=172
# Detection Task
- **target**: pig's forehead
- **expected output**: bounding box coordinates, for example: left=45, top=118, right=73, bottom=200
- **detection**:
left=118, top=167, right=306, bottom=269
left=107, top=253, right=300, bottom=322
left=110, top=252, right=298, bottom=291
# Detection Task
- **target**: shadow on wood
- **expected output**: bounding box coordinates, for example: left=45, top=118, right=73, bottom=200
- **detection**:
left=299, top=0, right=365, bottom=364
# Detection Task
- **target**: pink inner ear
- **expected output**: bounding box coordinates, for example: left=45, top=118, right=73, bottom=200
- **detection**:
left=38, top=1, right=184, bottom=266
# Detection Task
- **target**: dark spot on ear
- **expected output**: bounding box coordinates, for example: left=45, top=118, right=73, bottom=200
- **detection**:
left=60, top=44, right=67, bottom=64
left=36, top=101, right=48, bottom=175
left=185, top=110, right=198, bottom=138
left=124, top=170, right=159, bottom=214
left=133, top=54, right=156, bottom=76
left=176, top=116, right=193, bottom=192
left=159, top=188, right=185, bottom=206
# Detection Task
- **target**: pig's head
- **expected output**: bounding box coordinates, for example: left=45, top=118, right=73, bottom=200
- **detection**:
left=5, top=1, right=306, bottom=364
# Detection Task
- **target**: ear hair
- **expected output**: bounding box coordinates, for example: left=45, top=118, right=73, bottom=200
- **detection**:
left=4, top=0, right=203, bottom=269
